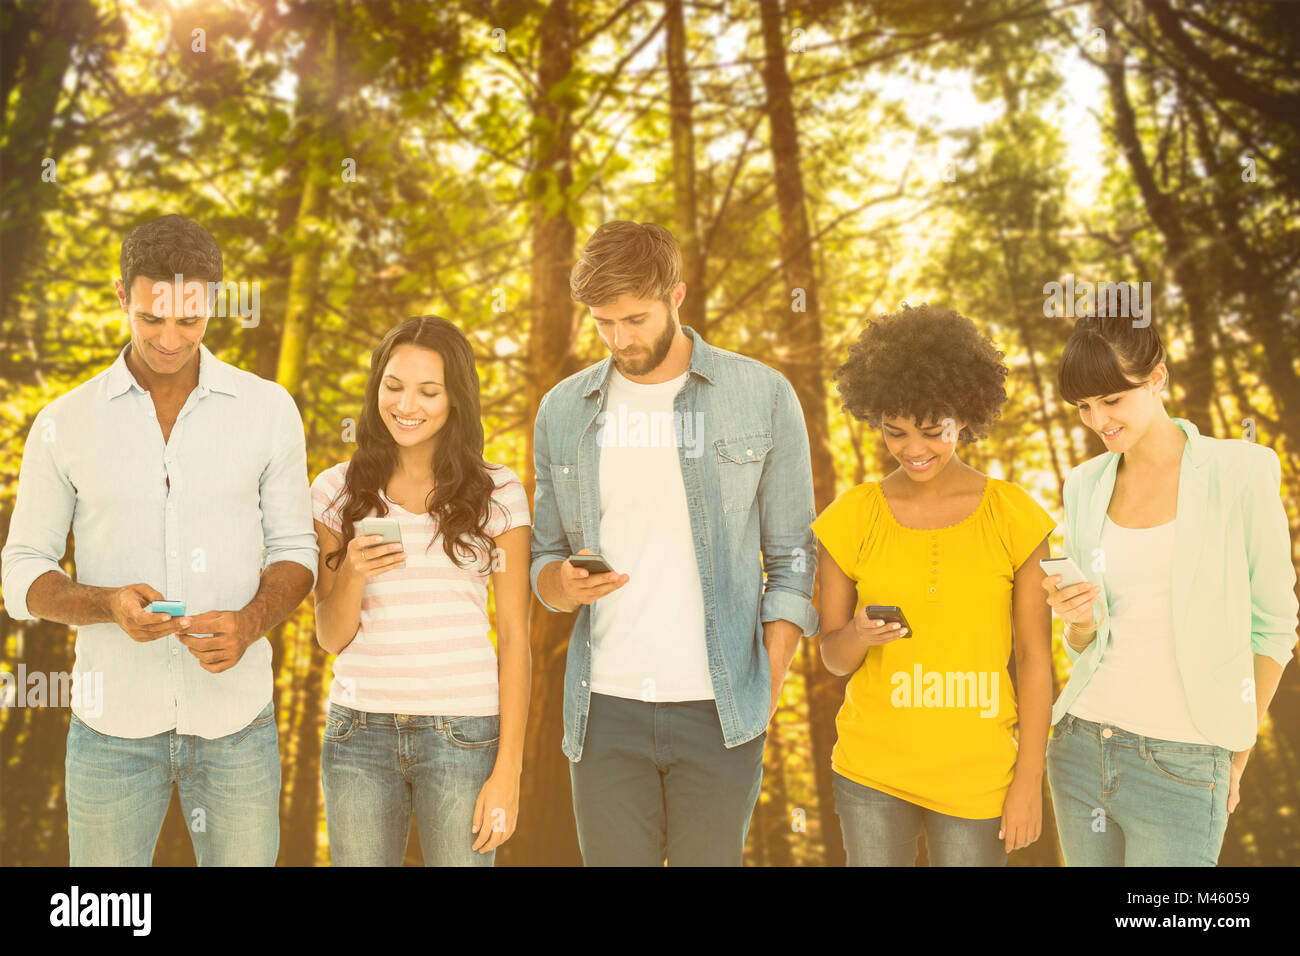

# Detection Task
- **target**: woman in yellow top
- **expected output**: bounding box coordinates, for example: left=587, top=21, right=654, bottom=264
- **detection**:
left=813, top=304, right=1057, bottom=866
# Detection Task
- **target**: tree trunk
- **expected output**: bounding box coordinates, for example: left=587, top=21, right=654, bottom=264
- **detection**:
left=497, top=0, right=583, bottom=867
left=757, top=0, right=842, bottom=866
left=666, top=0, right=705, bottom=334
left=275, top=13, right=339, bottom=403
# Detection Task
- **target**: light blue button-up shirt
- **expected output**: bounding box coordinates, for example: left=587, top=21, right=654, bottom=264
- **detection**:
left=529, top=326, right=819, bottom=760
left=1, top=342, right=318, bottom=739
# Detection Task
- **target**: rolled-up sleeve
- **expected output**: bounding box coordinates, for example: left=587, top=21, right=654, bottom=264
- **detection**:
left=1, top=411, right=76, bottom=621
left=756, top=376, right=818, bottom=637
left=259, top=386, right=319, bottom=588
left=529, top=392, right=567, bottom=613
left=1242, top=448, right=1298, bottom=668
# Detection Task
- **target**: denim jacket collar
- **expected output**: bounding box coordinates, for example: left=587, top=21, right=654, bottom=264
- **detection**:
left=579, top=325, right=718, bottom=400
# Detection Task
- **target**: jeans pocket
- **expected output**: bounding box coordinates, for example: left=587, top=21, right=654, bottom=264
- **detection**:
left=323, top=704, right=360, bottom=743
left=69, top=712, right=113, bottom=740
left=231, top=703, right=276, bottom=746
left=443, top=715, right=500, bottom=750
left=1143, top=746, right=1217, bottom=788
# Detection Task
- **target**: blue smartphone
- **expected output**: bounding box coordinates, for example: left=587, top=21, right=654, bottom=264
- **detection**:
left=148, top=600, right=187, bottom=616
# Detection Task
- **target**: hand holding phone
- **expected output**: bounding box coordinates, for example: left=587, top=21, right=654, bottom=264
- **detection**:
left=852, top=604, right=910, bottom=644
left=1039, top=556, right=1103, bottom=628
left=560, top=550, right=627, bottom=606
left=112, top=584, right=190, bottom=643
left=347, top=517, right=406, bottom=581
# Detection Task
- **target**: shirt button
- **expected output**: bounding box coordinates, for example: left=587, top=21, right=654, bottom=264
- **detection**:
left=563, top=467, right=570, bottom=474
left=581, top=680, right=588, bottom=687
left=1101, top=727, right=1113, bottom=739
left=746, top=449, right=754, bottom=456
left=929, top=586, right=936, bottom=594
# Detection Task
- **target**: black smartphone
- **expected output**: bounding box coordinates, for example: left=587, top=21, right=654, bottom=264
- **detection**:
left=865, top=604, right=912, bottom=638
left=569, top=553, right=616, bottom=575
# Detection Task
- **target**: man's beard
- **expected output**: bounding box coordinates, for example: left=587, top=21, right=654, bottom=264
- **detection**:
left=611, top=312, right=677, bottom=377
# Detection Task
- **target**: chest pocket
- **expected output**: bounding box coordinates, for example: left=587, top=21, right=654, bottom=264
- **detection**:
left=715, top=434, right=773, bottom=515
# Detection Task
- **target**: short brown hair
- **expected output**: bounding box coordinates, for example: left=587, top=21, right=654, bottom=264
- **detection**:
left=569, top=221, right=682, bottom=308
left=120, top=214, right=223, bottom=305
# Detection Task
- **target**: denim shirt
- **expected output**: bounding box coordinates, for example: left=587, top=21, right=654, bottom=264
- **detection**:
left=529, top=326, right=819, bottom=761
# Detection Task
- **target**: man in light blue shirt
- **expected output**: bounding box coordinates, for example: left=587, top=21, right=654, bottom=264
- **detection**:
left=531, top=221, right=818, bottom=865
left=1, top=214, right=317, bottom=865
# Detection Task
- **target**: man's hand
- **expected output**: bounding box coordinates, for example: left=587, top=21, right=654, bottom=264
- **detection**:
left=111, top=583, right=191, bottom=642
left=177, top=609, right=260, bottom=673
left=557, top=549, right=628, bottom=607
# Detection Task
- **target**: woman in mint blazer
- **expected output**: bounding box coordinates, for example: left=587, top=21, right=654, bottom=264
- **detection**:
left=1042, top=316, right=1297, bottom=866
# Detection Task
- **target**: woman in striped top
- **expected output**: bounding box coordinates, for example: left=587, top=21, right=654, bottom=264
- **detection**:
left=311, top=315, right=532, bottom=866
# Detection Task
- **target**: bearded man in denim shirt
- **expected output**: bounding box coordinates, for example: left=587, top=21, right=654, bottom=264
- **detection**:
left=530, top=221, right=818, bottom=866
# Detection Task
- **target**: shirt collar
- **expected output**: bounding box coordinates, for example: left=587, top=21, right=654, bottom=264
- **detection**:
left=1171, top=416, right=1208, bottom=468
left=580, top=324, right=718, bottom=399
left=106, top=341, right=239, bottom=399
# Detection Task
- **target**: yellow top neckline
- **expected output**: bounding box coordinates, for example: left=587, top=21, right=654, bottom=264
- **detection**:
left=875, top=476, right=992, bottom=532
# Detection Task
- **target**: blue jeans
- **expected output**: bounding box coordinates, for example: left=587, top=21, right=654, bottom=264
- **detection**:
left=65, top=700, right=280, bottom=866
left=1046, top=712, right=1232, bottom=866
left=321, top=703, right=500, bottom=866
left=568, top=693, right=766, bottom=866
left=832, top=771, right=1007, bottom=866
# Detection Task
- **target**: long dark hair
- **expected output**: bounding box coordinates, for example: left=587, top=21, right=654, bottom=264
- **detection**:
left=323, top=315, right=504, bottom=573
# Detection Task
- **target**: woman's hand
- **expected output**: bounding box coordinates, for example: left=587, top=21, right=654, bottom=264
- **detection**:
left=849, top=606, right=908, bottom=646
left=342, top=533, right=405, bottom=586
left=472, top=769, right=519, bottom=853
left=999, top=772, right=1042, bottom=854
left=1228, top=750, right=1250, bottom=813
left=1042, top=575, right=1104, bottom=629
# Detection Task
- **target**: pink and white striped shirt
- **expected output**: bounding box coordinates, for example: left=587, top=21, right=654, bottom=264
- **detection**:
left=310, top=461, right=530, bottom=716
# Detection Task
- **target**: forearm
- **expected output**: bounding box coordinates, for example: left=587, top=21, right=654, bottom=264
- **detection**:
left=537, top=559, right=578, bottom=613
left=1013, top=647, right=1052, bottom=779
left=1251, top=654, right=1286, bottom=731
left=1064, top=619, right=1098, bottom=653
left=242, top=562, right=313, bottom=638
left=313, top=570, right=365, bottom=654
left=494, top=630, right=531, bottom=775
left=820, top=620, right=868, bottom=676
left=24, top=570, right=116, bottom=627
left=763, top=619, right=801, bottom=684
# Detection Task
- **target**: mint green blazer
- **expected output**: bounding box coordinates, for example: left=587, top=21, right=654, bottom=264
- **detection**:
left=1052, top=418, right=1298, bottom=750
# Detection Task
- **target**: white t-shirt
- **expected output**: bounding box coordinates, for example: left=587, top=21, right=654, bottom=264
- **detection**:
left=589, top=367, right=713, bottom=701
left=1069, top=516, right=1213, bottom=744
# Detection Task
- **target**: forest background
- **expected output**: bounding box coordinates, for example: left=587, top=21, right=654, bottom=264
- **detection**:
left=2, top=0, right=1298, bottom=865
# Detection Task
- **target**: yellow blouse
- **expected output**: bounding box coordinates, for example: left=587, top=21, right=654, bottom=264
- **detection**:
left=811, top=477, right=1057, bottom=819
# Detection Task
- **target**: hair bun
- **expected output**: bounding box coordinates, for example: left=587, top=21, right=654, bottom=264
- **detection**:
left=1075, top=315, right=1101, bottom=333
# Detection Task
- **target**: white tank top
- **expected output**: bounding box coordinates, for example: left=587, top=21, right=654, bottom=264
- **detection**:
left=1069, top=516, right=1213, bottom=744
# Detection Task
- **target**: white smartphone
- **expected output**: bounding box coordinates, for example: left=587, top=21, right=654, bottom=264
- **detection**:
left=359, top=516, right=403, bottom=547
left=1039, top=555, right=1089, bottom=587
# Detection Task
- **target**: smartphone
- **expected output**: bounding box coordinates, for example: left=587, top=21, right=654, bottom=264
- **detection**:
left=1039, top=556, right=1089, bottom=588
left=147, top=600, right=186, bottom=616
left=359, top=517, right=403, bottom=547
left=569, top=553, right=616, bottom=575
left=865, top=604, right=912, bottom=638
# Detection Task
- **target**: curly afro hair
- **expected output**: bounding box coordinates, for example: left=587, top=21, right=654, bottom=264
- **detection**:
left=834, top=303, right=1008, bottom=443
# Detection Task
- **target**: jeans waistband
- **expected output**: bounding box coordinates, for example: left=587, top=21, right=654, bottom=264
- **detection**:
left=328, top=702, right=499, bottom=730
left=1058, top=712, right=1230, bottom=756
